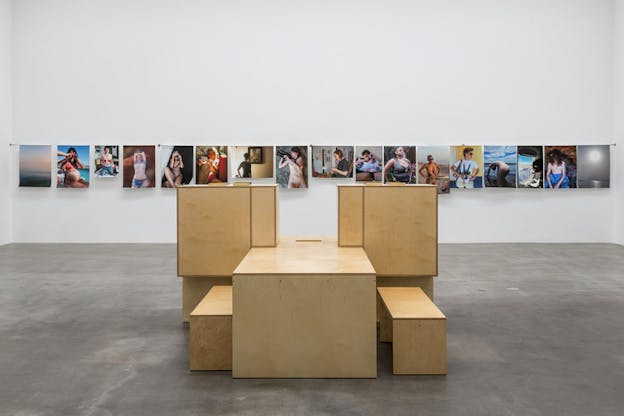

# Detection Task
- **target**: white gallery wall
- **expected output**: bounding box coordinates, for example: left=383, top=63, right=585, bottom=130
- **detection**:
left=8, top=0, right=617, bottom=243
left=0, top=0, right=11, bottom=245
left=616, top=0, right=624, bottom=245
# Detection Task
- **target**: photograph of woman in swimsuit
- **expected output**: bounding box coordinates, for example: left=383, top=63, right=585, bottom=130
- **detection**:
left=57, top=145, right=89, bottom=188
left=161, top=145, right=193, bottom=188
left=383, top=146, right=416, bottom=184
left=416, top=146, right=451, bottom=194
left=276, top=146, right=307, bottom=189
left=123, top=145, right=156, bottom=188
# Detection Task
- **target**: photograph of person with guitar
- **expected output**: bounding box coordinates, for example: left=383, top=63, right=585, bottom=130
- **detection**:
left=450, top=146, right=483, bottom=189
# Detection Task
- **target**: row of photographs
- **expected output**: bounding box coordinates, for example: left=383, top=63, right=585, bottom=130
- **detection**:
left=18, top=144, right=611, bottom=191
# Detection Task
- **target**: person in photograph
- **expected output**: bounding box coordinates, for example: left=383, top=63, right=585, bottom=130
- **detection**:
left=419, top=154, right=440, bottom=185
left=163, top=149, right=185, bottom=188
left=237, top=153, right=252, bottom=178
left=486, top=160, right=511, bottom=187
left=278, top=146, right=305, bottom=188
left=355, top=149, right=381, bottom=181
left=57, top=147, right=88, bottom=188
left=545, top=149, right=570, bottom=189
left=331, top=149, right=349, bottom=177
left=97, top=146, right=116, bottom=176
left=384, top=146, right=412, bottom=183
left=132, top=150, right=148, bottom=188
left=451, top=147, right=479, bottom=188
left=198, top=147, right=223, bottom=183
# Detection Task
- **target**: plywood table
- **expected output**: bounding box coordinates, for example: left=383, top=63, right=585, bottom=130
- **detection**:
left=232, top=238, right=377, bottom=378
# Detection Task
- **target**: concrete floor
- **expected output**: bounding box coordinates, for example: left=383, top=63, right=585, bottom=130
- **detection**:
left=0, top=243, right=623, bottom=416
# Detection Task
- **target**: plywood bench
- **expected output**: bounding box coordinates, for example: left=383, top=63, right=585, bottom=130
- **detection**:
left=189, top=285, right=232, bottom=371
left=377, top=287, right=446, bottom=375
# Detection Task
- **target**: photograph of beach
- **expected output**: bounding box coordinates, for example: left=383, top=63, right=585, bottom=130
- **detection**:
left=19, top=145, right=52, bottom=187
left=416, top=146, right=451, bottom=194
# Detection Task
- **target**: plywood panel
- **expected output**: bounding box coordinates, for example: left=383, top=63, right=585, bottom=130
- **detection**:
left=393, top=319, right=447, bottom=375
left=376, top=276, right=434, bottom=301
left=182, top=276, right=232, bottom=322
left=234, top=241, right=375, bottom=275
left=232, top=273, right=377, bottom=378
left=338, top=186, right=363, bottom=247
left=363, top=186, right=437, bottom=276
left=191, top=285, right=232, bottom=316
left=177, top=187, right=251, bottom=276
left=190, top=315, right=232, bottom=371
left=377, top=287, right=444, bottom=320
left=251, top=186, right=278, bottom=247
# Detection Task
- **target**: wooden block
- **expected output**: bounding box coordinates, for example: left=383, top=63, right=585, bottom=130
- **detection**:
left=251, top=186, right=278, bottom=247
left=338, top=186, right=363, bottom=247
left=233, top=273, right=377, bottom=378
left=393, top=319, right=446, bottom=375
left=363, top=186, right=437, bottom=276
left=377, top=287, right=444, bottom=319
left=177, top=187, right=251, bottom=277
left=182, top=276, right=232, bottom=322
left=190, top=286, right=232, bottom=371
left=376, top=276, right=434, bottom=301
left=378, top=291, right=393, bottom=343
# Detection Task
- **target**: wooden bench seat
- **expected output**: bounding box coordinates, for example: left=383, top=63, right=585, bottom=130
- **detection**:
left=189, top=285, right=232, bottom=371
left=377, top=287, right=446, bottom=375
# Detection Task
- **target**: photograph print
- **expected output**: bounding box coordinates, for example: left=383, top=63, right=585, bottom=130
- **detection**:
left=577, top=145, right=610, bottom=188
left=383, top=146, right=417, bottom=184
left=450, top=145, right=483, bottom=189
left=517, top=146, right=543, bottom=188
left=276, top=146, right=308, bottom=189
left=19, top=145, right=51, bottom=187
left=196, top=146, right=228, bottom=184
left=416, top=146, right=450, bottom=194
left=544, top=146, right=577, bottom=189
left=354, top=146, right=383, bottom=182
left=161, top=145, right=193, bottom=188
left=94, top=145, right=119, bottom=178
left=484, top=146, right=517, bottom=188
left=123, top=145, right=156, bottom=188
left=230, top=146, right=274, bottom=179
left=57, top=145, right=89, bottom=188
left=311, top=146, right=354, bottom=178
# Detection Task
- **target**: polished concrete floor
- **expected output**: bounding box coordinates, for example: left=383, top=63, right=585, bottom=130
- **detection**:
left=0, top=243, right=623, bottom=416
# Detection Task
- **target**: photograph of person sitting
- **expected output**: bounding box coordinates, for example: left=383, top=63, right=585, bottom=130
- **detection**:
left=355, top=147, right=382, bottom=182
left=162, top=146, right=193, bottom=188
left=57, top=146, right=89, bottom=188
left=196, top=146, right=228, bottom=184
left=94, top=145, right=118, bottom=177
left=544, top=149, right=570, bottom=189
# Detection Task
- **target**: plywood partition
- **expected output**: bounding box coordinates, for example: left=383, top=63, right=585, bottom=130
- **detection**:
left=338, top=186, right=363, bottom=247
left=251, top=186, right=278, bottom=247
left=337, top=184, right=438, bottom=277
left=177, top=185, right=279, bottom=277
left=364, top=185, right=437, bottom=276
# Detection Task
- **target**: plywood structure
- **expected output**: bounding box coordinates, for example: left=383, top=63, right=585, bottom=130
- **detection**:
left=232, top=240, right=376, bottom=378
left=190, top=286, right=232, bottom=371
left=338, top=186, right=363, bottom=246
left=337, top=184, right=437, bottom=277
left=182, top=276, right=232, bottom=322
left=378, top=287, right=447, bottom=375
left=251, top=186, right=278, bottom=247
left=177, top=185, right=279, bottom=277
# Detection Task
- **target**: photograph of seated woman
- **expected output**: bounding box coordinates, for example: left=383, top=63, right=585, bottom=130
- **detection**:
left=196, top=146, right=228, bottom=184
left=277, top=146, right=307, bottom=188
left=162, top=146, right=193, bottom=188
left=94, top=145, right=119, bottom=177
left=383, top=146, right=416, bottom=183
left=545, top=147, right=577, bottom=189
left=355, top=148, right=382, bottom=182
left=57, top=146, right=89, bottom=188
